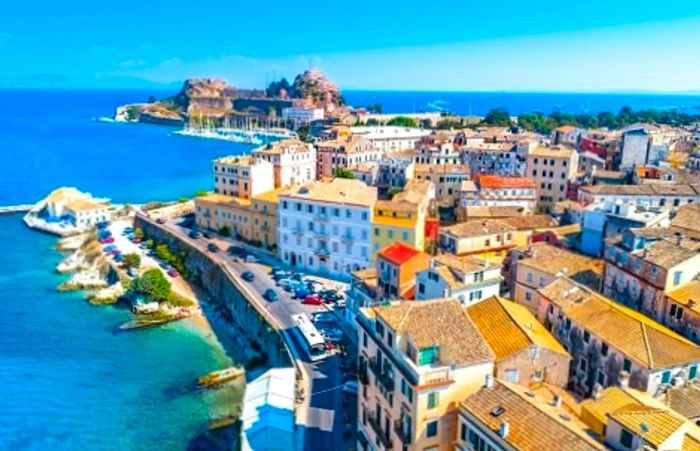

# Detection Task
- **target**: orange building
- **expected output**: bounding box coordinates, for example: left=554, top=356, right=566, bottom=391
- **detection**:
left=376, top=242, right=431, bottom=301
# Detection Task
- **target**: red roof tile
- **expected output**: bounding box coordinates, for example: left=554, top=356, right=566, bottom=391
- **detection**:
left=478, top=175, right=536, bottom=189
left=378, top=242, right=421, bottom=266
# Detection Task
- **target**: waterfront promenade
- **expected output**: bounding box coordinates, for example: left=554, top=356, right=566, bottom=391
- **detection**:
left=137, top=214, right=355, bottom=450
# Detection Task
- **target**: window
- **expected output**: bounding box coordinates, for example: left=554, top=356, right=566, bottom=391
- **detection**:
left=601, top=343, right=609, bottom=357
left=690, top=365, right=698, bottom=380
left=387, top=332, right=394, bottom=348
left=623, top=359, right=632, bottom=372
left=674, top=271, right=683, bottom=286
left=427, top=392, right=439, bottom=409
left=506, top=369, right=519, bottom=383
left=418, top=347, right=438, bottom=365
left=525, top=292, right=532, bottom=301
left=418, top=283, right=425, bottom=295
left=361, top=212, right=368, bottom=221
left=597, top=370, right=606, bottom=386
left=375, top=321, right=385, bottom=338
left=460, top=423, right=467, bottom=442
left=363, top=332, right=368, bottom=348
left=527, top=273, right=533, bottom=283
left=620, top=429, right=634, bottom=448
left=426, top=420, right=438, bottom=438
left=661, top=371, right=672, bottom=384
left=583, top=331, right=590, bottom=343
left=579, top=357, right=587, bottom=372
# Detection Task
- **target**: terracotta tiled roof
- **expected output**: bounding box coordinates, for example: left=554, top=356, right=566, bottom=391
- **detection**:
left=539, top=278, right=700, bottom=370
left=461, top=380, right=604, bottom=451
left=478, top=175, right=537, bottom=189
left=466, top=296, right=569, bottom=361
left=377, top=242, right=422, bottom=266
left=441, top=219, right=516, bottom=238
left=610, top=405, right=686, bottom=447
left=494, top=215, right=557, bottom=230
left=663, top=384, right=700, bottom=420
left=372, top=299, right=494, bottom=366
left=672, top=204, right=700, bottom=233
left=279, top=178, right=377, bottom=207
left=667, top=280, right=700, bottom=315
left=641, top=239, right=700, bottom=270
left=518, top=243, right=603, bottom=284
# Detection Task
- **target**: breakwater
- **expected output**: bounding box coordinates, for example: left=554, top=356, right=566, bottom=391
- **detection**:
left=135, top=216, right=292, bottom=370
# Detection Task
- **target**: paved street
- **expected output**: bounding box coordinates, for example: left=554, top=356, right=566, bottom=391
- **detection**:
left=143, top=215, right=357, bottom=450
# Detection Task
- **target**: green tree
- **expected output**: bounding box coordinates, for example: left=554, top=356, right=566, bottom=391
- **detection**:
left=366, top=118, right=381, bottom=126
left=367, top=103, right=383, bottom=114
left=420, top=118, right=434, bottom=129
left=148, top=95, right=157, bottom=103
left=333, top=168, right=355, bottom=179
left=297, top=124, right=311, bottom=142
left=194, top=191, right=209, bottom=198
left=386, top=116, right=418, bottom=127
left=219, top=225, right=231, bottom=237
left=129, top=268, right=171, bottom=303
left=123, top=253, right=141, bottom=269
left=133, top=227, right=144, bottom=239
left=387, top=187, right=402, bottom=199
left=482, top=108, right=512, bottom=126
left=125, top=106, right=139, bottom=121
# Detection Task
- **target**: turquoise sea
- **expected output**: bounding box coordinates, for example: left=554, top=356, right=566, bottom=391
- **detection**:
left=0, top=90, right=253, bottom=450
left=2, top=88, right=700, bottom=449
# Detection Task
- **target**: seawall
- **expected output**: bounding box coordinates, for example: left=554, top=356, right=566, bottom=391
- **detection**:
left=135, top=216, right=292, bottom=369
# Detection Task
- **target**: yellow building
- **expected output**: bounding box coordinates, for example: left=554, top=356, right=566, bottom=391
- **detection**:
left=371, top=179, right=435, bottom=256
left=194, top=194, right=253, bottom=240
left=356, top=299, right=494, bottom=451
left=249, top=188, right=282, bottom=251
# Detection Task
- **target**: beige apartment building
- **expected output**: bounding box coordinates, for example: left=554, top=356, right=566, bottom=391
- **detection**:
left=213, top=155, right=274, bottom=199
left=315, top=134, right=381, bottom=178
left=356, top=300, right=494, bottom=451
left=505, top=242, right=603, bottom=314
left=525, top=145, right=578, bottom=212
left=251, top=138, right=316, bottom=188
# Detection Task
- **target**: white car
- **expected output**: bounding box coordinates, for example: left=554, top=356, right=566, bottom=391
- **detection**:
left=245, top=255, right=260, bottom=263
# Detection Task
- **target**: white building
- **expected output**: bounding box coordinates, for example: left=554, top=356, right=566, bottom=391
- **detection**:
left=213, top=155, right=274, bottom=199
left=350, top=126, right=430, bottom=154
left=414, top=141, right=461, bottom=165
left=578, top=184, right=700, bottom=211
left=251, top=139, right=317, bottom=189
left=461, top=142, right=525, bottom=177
left=415, top=254, right=501, bottom=305
left=44, top=187, right=111, bottom=228
left=277, top=178, right=377, bottom=279
left=281, top=107, right=324, bottom=124
left=459, top=175, right=537, bottom=212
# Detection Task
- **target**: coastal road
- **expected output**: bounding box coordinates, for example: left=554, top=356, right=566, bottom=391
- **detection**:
left=146, top=216, right=355, bottom=450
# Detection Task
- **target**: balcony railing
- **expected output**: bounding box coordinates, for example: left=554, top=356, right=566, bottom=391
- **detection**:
left=359, top=357, right=370, bottom=385
left=368, top=413, right=393, bottom=449
left=421, top=367, right=454, bottom=386
left=370, top=357, right=396, bottom=392
left=317, top=246, right=331, bottom=256
left=394, top=420, right=412, bottom=444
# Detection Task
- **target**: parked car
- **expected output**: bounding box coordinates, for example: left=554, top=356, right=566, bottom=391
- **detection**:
left=227, top=245, right=245, bottom=255
left=306, top=281, right=324, bottom=293
left=114, top=254, right=124, bottom=262
left=302, top=294, right=323, bottom=305
left=263, top=289, right=279, bottom=302
left=271, top=270, right=290, bottom=281
left=127, top=267, right=138, bottom=277
left=202, top=231, right=213, bottom=239
left=167, top=268, right=180, bottom=278
left=207, top=243, right=220, bottom=252
left=294, top=289, right=311, bottom=300
left=245, top=255, right=259, bottom=263
left=241, top=271, right=255, bottom=282
left=155, top=217, right=166, bottom=224
left=311, top=312, right=335, bottom=324
left=159, top=261, right=172, bottom=270
left=188, top=230, right=201, bottom=239
left=319, top=327, right=343, bottom=343
left=342, top=381, right=358, bottom=395
left=132, top=237, right=142, bottom=244
left=335, top=298, right=346, bottom=309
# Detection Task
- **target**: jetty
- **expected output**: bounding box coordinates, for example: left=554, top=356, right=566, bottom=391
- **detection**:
left=0, top=204, right=33, bottom=214
left=119, top=312, right=189, bottom=330
left=197, top=367, right=245, bottom=388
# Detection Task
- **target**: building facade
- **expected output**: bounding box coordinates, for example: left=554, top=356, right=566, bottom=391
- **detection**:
left=415, top=254, right=501, bottom=305
left=277, top=178, right=377, bottom=278
left=213, top=155, right=275, bottom=199
left=525, top=146, right=579, bottom=212
left=251, top=139, right=317, bottom=188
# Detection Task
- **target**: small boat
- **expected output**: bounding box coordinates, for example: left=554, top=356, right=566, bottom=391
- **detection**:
left=197, top=367, right=245, bottom=388
left=208, top=414, right=239, bottom=430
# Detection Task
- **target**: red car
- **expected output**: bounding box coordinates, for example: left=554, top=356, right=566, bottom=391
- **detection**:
left=302, top=294, right=323, bottom=305
left=133, top=237, right=142, bottom=244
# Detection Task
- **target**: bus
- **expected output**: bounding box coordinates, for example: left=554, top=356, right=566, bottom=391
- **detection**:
left=291, top=313, right=328, bottom=362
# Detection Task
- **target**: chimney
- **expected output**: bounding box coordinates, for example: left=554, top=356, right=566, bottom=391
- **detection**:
left=485, top=374, right=494, bottom=388
left=592, top=384, right=603, bottom=400
left=499, top=421, right=510, bottom=438
left=554, top=395, right=562, bottom=408
left=619, top=371, right=630, bottom=388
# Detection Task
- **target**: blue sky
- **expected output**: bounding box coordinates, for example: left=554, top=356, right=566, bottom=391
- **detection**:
left=2, top=1, right=700, bottom=92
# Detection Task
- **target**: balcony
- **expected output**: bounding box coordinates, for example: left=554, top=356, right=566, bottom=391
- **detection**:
left=370, top=357, right=395, bottom=392
left=420, top=367, right=454, bottom=387
left=317, top=246, right=331, bottom=256
left=394, top=420, right=412, bottom=444
left=342, top=233, right=354, bottom=243
left=368, top=413, right=393, bottom=449
left=359, top=358, right=370, bottom=385
left=261, top=223, right=270, bottom=232
left=291, top=227, right=304, bottom=235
